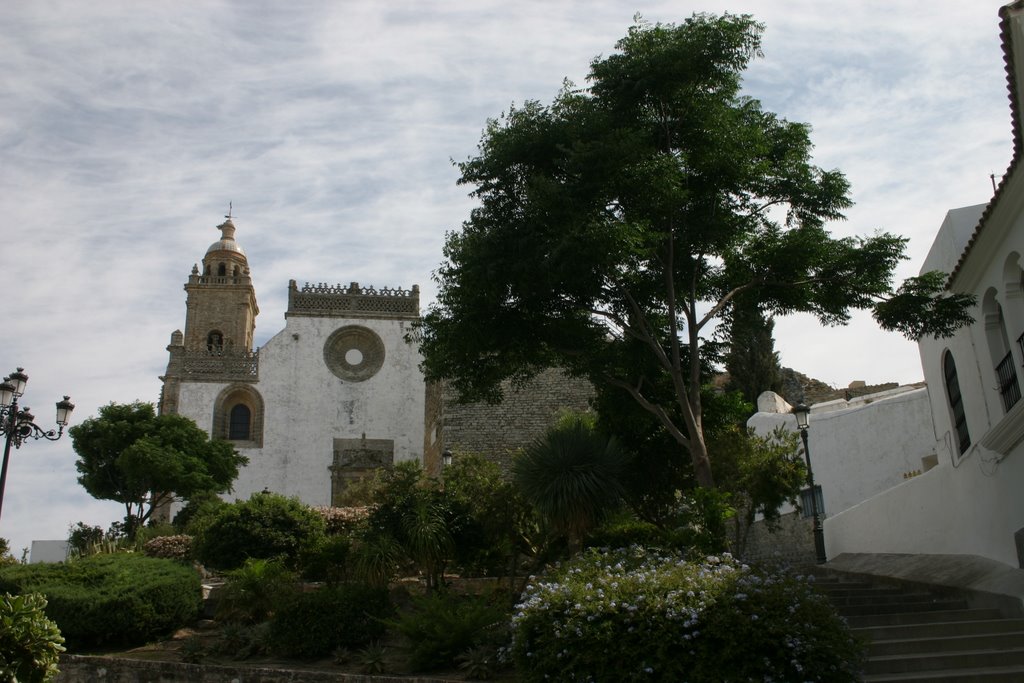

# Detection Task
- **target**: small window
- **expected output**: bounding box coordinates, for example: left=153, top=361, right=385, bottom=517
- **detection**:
left=943, top=351, right=971, bottom=455
left=218, top=262, right=227, bottom=276
left=799, top=485, right=824, bottom=518
left=233, top=265, right=240, bottom=277
left=228, top=404, right=251, bottom=440
left=206, top=330, right=224, bottom=353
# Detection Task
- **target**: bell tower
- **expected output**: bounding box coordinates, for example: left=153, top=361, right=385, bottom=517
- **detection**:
left=182, top=216, right=259, bottom=354
left=159, top=213, right=260, bottom=416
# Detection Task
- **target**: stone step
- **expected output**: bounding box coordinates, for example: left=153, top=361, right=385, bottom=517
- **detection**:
left=863, top=664, right=1024, bottom=682
left=868, top=630, right=1024, bottom=657
left=856, top=618, right=1024, bottom=642
left=865, top=647, right=1024, bottom=676
left=839, top=598, right=969, bottom=617
left=830, top=591, right=948, bottom=607
left=845, top=607, right=1003, bottom=629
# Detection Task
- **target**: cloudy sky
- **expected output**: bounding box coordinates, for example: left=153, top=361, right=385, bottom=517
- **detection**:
left=0, top=0, right=1012, bottom=556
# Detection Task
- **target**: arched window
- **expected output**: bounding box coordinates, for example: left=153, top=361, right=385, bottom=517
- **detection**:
left=206, top=330, right=224, bottom=353
left=233, top=265, right=240, bottom=277
left=983, top=289, right=1021, bottom=412
left=943, top=351, right=971, bottom=456
left=218, top=262, right=227, bottom=276
left=213, top=384, right=264, bottom=447
left=228, top=404, right=251, bottom=440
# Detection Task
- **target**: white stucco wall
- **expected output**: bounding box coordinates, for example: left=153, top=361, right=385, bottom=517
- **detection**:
left=826, top=448, right=1024, bottom=567
left=828, top=196, right=1024, bottom=567
left=748, top=387, right=936, bottom=520
left=176, top=313, right=425, bottom=506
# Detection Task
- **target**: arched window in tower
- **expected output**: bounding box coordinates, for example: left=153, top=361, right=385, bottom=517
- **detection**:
left=943, top=350, right=971, bottom=456
left=207, top=330, right=224, bottom=353
left=213, top=384, right=264, bottom=447
left=233, top=265, right=240, bottom=277
left=204, top=264, right=211, bottom=276
left=218, top=262, right=227, bottom=276
left=228, top=404, right=251, bottom=440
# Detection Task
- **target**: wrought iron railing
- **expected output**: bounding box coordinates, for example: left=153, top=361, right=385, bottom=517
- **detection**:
left=996, top=350, right=1021, bottom=412
left=181, top=349, right=259, bottom=381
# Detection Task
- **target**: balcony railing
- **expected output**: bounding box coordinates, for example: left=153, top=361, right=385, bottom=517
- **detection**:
left=996, top=350, right=1021, bottom=412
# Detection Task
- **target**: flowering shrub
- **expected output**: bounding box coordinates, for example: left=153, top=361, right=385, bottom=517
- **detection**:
left=142, top=534, right=192, bottom=560
left=311, top=506, right=371, bottom=536
left=511, top=547, right=863, bottom=682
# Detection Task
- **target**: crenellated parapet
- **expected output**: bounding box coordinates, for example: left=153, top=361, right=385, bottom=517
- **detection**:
left=286, top=280, right=419, bottom=320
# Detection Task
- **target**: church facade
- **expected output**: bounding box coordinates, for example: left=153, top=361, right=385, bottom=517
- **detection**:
left=159, top=217, right=426, bottom=506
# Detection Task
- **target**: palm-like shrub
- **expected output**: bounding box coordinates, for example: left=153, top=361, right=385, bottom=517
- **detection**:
left=513, top=414, right=627, bottom=548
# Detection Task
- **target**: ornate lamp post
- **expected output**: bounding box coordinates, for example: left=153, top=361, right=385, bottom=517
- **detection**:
left=792, top=402, right=827, bottom=564
left=0, top=368, right=74, bottom=522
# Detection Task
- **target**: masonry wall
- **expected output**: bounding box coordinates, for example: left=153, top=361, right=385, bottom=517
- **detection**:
left=437, top=368, right=596, bottom=472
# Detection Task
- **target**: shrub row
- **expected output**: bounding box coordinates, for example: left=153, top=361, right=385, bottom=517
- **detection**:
left=268, top=584, right=392, bottom=658
left=0, top=553, right=201, bottom=648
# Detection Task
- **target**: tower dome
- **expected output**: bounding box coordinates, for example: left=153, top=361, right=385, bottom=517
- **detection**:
left=206, top=217, right=246, bottom=258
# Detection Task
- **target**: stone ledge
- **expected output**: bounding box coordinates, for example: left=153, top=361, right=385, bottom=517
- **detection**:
left=56, top=655, right=460, bottom=683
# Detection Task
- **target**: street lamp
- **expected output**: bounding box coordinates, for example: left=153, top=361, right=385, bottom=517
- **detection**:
left=0, top=368, right=74, bottom=522
left=792, top=402, right=827, bottom=564
left=442, top=449, right=453, bottom=468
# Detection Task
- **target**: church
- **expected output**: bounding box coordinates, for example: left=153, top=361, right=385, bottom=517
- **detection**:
left=159, top=216, right=427, bottom=506
left=158, top=216, right=594, bottom=507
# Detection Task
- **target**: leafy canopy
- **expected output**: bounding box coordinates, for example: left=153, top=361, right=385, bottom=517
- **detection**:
left=420, top=13, right=973, bottom=488
left=71, top=401, right=247, bottom=537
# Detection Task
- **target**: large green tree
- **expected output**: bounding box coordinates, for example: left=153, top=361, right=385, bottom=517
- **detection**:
left=420, top=13, right=973, bottom=489
left=71, top=401, right=247, bottom=537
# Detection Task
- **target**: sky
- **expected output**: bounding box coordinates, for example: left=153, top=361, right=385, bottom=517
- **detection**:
left=0, top=0, right=1013, bottom=556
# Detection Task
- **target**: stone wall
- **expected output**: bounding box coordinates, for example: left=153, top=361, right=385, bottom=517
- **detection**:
left=435, top=368, right=596, bottom=473
left=738, top=511, right=818, bottom=566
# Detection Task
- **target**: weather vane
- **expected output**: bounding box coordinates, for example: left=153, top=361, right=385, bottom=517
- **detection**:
left=226, top=201, right=233, bottom=220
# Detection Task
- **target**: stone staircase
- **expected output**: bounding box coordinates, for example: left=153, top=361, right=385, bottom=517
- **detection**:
left=814, top=573, right=1024, bottom=682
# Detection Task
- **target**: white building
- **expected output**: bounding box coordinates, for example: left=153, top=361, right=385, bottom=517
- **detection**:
left=159, top=217, right=426, bottom=507
left=824, top=1, right=1024, bottom=567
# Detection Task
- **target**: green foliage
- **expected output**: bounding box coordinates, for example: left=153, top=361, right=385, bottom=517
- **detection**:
left=349, top=462, right=457, bottom=588
left=0, top=553, right=201, bottom=648
left=192, top=492, right=326, bottom=570
left=357, top=642, right=388, bottom=675
left=70, top=401, right=247, bottom=538
left=268, top=584, right=391, bottom=659
left=724, top=296, right=782, bottom=409
left=444, top=453, right=536, bottom=577
left=298, top=535, right=351, bottom=583
left=456, top=644, right=497, bottom=680
left=0, top=592, right=65, bottom=683
left=216, top=558, right=298, bottom=624
left=511, top=548, right=863, bottom=682
left=0, top=539, right=18, bottom=567
left=710, top=425, right=805, bottom=554
left=584, top=511, right=669, bottom=551
left=389, top=592, right=509, bottom=672
left=419, top=13, right=973, bottom=493
left=513, top=414, right=627, bottom=548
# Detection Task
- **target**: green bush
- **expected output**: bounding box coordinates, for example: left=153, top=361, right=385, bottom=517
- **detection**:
left=0, top=592, right=65, bottom=683
left=0, top=553, right=201, bottom=648
left=390, top=592, right=509, bottom=672
left=298, top=535, right=351, bottom=583
left=511, top=548, right=864, bottom=682
left=268, top=584, right=391, bottom=659
left=193, top=492, right=326, bottom=570
left=216, top=558, right=297, bottom=624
